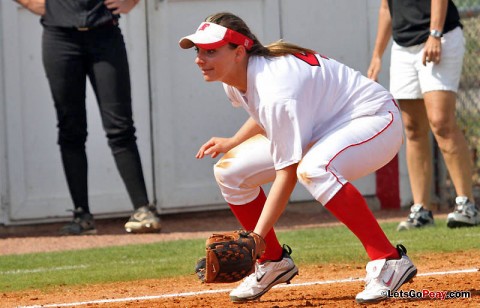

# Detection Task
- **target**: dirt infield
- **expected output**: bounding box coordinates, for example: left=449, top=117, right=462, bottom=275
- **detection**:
left=1, top=203, right=479, bottom=307
left=2, top=251, right=479, bottom=307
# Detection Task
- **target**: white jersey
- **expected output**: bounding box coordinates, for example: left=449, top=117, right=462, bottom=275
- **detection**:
left=223, top=53, right=395, bottom=170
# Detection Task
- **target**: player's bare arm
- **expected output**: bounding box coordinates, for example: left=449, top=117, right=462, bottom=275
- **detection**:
left=196, top=137, right=236, bottom=159
left=196, top=117, right=265, bottom=159
left=104, top=0, right=139, bottom=14
left=254, top=163, right=298, bottom=238
left=423, top=0, right=448, bottom=65
left=14, top=0, right=45, bottom=15
left=368, top=0, right=392, bottom=81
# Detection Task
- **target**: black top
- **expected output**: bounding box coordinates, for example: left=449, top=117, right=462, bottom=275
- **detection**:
left=387, top=0, right=462, bottom=47
left=41, top=0, right=119, bottom=28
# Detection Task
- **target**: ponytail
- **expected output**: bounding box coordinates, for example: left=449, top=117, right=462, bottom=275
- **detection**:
left=206, top=12, right=316, bottom=57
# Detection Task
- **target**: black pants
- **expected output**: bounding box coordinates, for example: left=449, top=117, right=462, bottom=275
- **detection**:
left=42, top=24, right=149, bottom=213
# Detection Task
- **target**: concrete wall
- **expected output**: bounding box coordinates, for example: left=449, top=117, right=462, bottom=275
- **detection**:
left=0, top=0, right=412, bottom=225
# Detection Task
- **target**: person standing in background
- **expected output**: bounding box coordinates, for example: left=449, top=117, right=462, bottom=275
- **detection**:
left=368, top=0, right=479, bottom=230
left=14, top=0, right=161, bottom=235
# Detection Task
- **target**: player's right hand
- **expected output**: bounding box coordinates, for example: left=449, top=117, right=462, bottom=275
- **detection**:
left=196, top=137, right=236, bottom=159
left=422, top=36, right=442, bottom=66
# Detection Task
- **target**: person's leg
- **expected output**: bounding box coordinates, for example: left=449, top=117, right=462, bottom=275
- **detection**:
left=298, top=107, right=402, bottom=260
left=86, top=26, right=150, bottom=209
left=399, top=99, right=433, bottom=207
left=213, top=134, right=282, bottom=262
left=42, top=27, right=96, bottom=235
left=213, top=134, right=298, bottom=302
left=389, top=40, right=436, bottom=231
left=424, top=90, right=473, bottom=199
left=321, top=183, right=416, bottom=303
left=396, top=99, right=436, bottom=230
left=86, top=26, right=159, bottom=233
left=419, top=27, right=478, bottom=227
left=326, top=183, right=398, bottom=259
left=424, top=90, right=479, bottom=227
left=298, top=106, right=417, bottom=303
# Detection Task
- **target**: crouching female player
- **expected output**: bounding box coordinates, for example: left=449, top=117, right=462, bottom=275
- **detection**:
left=179, top=12, right=417, bottom=304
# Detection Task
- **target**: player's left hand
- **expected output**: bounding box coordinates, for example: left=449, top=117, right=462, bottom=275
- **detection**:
left=104, top=0, right=138, bottom=14
left=195, top=230, right=266, bottom=283
left=423, top=36, right=442, bottom=66
left=196, top=137, right=236, bottom=159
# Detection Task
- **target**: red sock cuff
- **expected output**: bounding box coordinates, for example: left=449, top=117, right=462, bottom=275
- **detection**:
left=228, top=189, right=283, bottom=261
left=325, top=183, right=399, bottom=260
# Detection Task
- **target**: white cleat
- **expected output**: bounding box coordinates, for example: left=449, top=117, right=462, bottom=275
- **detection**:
left=229, top=245, right=298, bottom=303
left=356, top=244, right=417, bottom=304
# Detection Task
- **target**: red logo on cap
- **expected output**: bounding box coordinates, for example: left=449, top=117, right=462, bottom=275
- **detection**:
left=198, top=23, right=210, bottom=31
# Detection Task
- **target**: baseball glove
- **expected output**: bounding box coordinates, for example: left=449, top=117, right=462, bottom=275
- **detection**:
left=194, top=230, right=266, bottom=283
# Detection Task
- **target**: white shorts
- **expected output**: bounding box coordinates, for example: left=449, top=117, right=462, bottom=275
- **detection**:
left=389, top=26, right=465, bottom=99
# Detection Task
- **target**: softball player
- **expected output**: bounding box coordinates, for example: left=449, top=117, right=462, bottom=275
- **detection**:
left=180, top=12, right=417, bottom=304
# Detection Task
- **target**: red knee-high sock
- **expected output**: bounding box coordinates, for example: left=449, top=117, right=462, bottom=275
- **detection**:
left=228, top=188, right=284, bottom=263
left=325, top=183, right=399, bottom=260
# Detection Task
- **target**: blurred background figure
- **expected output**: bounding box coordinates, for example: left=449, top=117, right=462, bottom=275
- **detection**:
left=368, top=0, right=479, bottom=231
left=14, top=0, right=161, bottom=235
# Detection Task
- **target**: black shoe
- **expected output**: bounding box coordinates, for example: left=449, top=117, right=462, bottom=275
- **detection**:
left=397, top=204, right=434, bottom=231
left=446, top=196, right=480, bottom=228
left=59, top=208, right=97, bottom=236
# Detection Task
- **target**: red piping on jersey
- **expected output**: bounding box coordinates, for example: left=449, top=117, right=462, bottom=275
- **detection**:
left=391, top=98, right=399, bottom=109
left=325, top=111, right=395, bottom=186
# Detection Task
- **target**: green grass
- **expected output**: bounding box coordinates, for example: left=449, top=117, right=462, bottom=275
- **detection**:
left=280, top=220, right=480, bottom=264
left=1, top=219, right=479, bottom=292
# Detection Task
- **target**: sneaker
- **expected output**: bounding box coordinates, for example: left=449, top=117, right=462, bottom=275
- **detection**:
left=446, top=196, right=480, bottom=228
left=124, top=205, right=162, bottom=233
left=355, top=244, right=417, bottom=304
left=59, top=208, right=97, bottom=236
left=397, top=204, right=434, bottom=231
left=229, top=245, right=299, bottom=303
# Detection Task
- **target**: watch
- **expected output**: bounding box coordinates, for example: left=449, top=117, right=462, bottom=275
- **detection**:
left=430, top=29, right=443, bottom=38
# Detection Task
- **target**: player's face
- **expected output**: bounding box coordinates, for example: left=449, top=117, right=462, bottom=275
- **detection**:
left=195, top=45, right=240, bottom=83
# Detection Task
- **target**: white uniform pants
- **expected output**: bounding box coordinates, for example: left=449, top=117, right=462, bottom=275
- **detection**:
left=214, top=107, right=403, bottom=206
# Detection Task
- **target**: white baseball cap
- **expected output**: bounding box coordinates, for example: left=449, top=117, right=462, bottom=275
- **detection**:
left=179, top=22, right=253, bottom=50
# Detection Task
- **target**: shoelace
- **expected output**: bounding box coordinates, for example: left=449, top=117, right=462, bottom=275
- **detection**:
left=255, top=262, right=267, bottom=280
left=407, top=204, right=423, bottom=220
left=238, top=262, right=267, bottom=287
left=238, top=272, right=257, bottom=287
left=456, top=203, right=477, bottom=217
left=364, top=264, right=388, bottom=290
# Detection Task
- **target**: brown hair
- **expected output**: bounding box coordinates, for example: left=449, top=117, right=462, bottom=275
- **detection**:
left=205, top=12, right=316, bottom=57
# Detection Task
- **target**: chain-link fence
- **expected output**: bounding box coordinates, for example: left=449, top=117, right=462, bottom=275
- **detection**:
left=443, top=0, right=480, bottom=202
